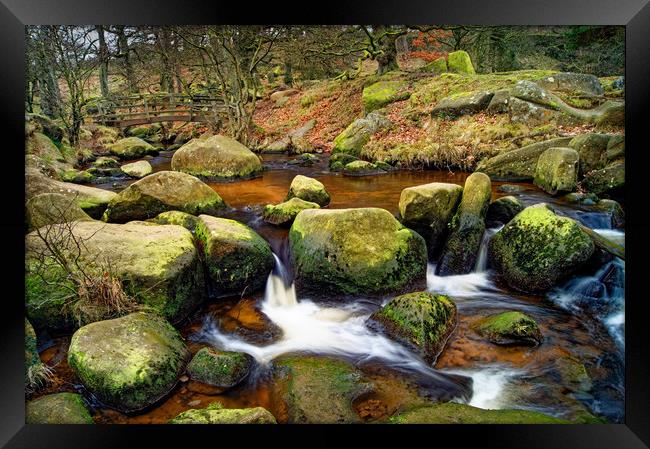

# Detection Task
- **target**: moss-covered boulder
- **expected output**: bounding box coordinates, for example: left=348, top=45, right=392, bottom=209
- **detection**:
left=533, top=147, right=579, bottom=195
left=186, top=347, right=253, bottom=390
left=169, top=401, right=276, bottom=424
left=486, top=196, right=524, bottom=228
left=508, top=97, right=561, bottom=126
left=331, top=112, right=391, bottom=156
left=368, top=291, right=457, bottom=363
left=171, top=135, right=262, bottom=181
left=537, top=72, right=604, bottom=97
left=472, top=311, right=543, bottom=346
left=102, top=171, right=227, bottom=223
left=398, top=182, right=463, bottom=256
left=285, top=174, right=331, bottom=206
left=432, top=91, right=494, bottom=117
left=475, top=137, right=573, bottom=181
left=511, top=80, right=562, bottom=110
left=362, top=80, right=411, bottom=113
left=329, top=153, right=358, bottom=168
left=26, top=393, right=93, bottom=424
left=108, top=137, right=158, bottom=160
left=289, top=208, right=427, bottom=295
left=342, top=160, right=385, bottom=176
left=488, top=204, right=595, bottom=292
left=594, top=199, right=625, bottom=229
left=273, top=356, right=371, bottom=424
left=423, top=57, right=447, bottom=74
left=390, top=402, right=568, bottom=424
left=263, top=197, right=320, bottom=226
left=437, top=173, right=492, bottom=275
left=195, top=215, right=274, bottom=298
left=552, top=355, right=593, bottom=393
left=60, top=169, right=94, bottom=184
left=68, top=312, right=189, bottom=412
left=26, top=193, right=93, bottom=232
left=26, top=168, right=117, bottom=218
left=92, top=156, right=119, bottom=168
left=486, top=89, right=512, bottom=114
left=26, top=222, right=205, bottom=326
left=150, top=210, right=199, bottom=231
left=446, top=50, right=475, bottom=75
left=121, top=160, right=152, bottom=178
left=581, top=160, right=624, bottom=196
left=595, top=102, right=625, bottom=127
left=605, top=134, right=624, bottom=162
left=568, top=133, right=611, bottom=175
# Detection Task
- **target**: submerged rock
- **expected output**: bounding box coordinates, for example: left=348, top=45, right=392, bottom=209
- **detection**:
left=263, top=197, right=320, bottom=226
left=68, top=312, right=190, bottom=412
left=533, top=147, right=579, bottom=195
left=332, top=112, right=391, bottom=156
left=171, top=135, right=262, bottom=181
left=26, top=192, right=93, bottom=232
left=26, top=393, right=93, bottom=424
left=398, top=182, right=463, bottom=256
left=120, top=160, right=152, bottom=178
left=195, top=215, right=274, bottom=298
left=289, top=208, right=427, bottom=295
left=437, top=172, right=492, bottom=275
left=486, top=196, right=524, bottom=227
left=102, top=171, right=227, bottom=223
left=169, top=402, right=276, bottom=424
left=367, top=291, right=457, bottom=364
left=581, top=160, right=624, bottom=197
left=108, top=137, right=158, bottom=160
left=186, top=347, right=253, bottom=390
left=489, top=204, right=594, bottom=292
left=285, top=174, right=331, bottom=206
left=472, top=311, right=543, bottom=346
left=362, top=80, right=411, bottom=113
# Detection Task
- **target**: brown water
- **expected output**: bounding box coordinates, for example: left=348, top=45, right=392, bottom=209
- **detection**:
left=38, top=152, right=624, bottom=424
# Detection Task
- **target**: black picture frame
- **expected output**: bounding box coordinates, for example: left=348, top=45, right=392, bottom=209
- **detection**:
left=2, top=1, right=648, bottom=447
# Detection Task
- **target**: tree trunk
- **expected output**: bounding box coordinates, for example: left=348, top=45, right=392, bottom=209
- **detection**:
left=375, top=26, right=400, bottom=75
left=283, top=61, right=293, bottom=85
left=97, top=25, right=110, bottom=97
left=35, top=26, right=62, bottom=117
left=116, top=27, right=137, bottom=94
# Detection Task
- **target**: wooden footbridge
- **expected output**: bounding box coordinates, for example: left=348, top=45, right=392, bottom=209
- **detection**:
left=89, top=93, right=228, bottom=127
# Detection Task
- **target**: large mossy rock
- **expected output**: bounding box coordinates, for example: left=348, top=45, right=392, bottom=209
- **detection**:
left=475, top=137, right=573, bottom=181
left=285, top=174, right=331, bottom=206
left=486, top=196, right=524, bottom=228
left=511, top=80, right=562, bottom=110
left=186, top=347, right=253, bottom=390
left=437, top=173, right=492, bottom=276
left=595, top=102, right=625, bottom=127
left=446, top=50, right=475, bottom=74
left=102, top=171, right=227, bottom=223
left=289, top=208, right=427, bottom=295
left=568, top=133, right=611, bottom=175
left=581, top=160, right=624, bottom=197
left=398, top=182, right=463, bottom=256
left=537, top=72, right=604, bottom=97
left=342, top=160, right=385, bottom=176
left=68, top=312, right=190, bottom=412
left=508, top=97, right=561, bottom=126
left=26, top=192, right=93, bottom=232
left=169, top=401, right=276, bottom=424
left=367, top=291, right=457, bottom=364
left=533, top=147, right=579, bottom=195
left=26, top=222, right=204, bottom=326
left=195, top=215, right=274, bottom=297
left=331, top=112, right=391, bottom=156
left=272, top=356, right=371, bottom=424
left=362, top=80, right=411, bottom=113
left=605, top=134, right=625, bottom=162
left=263, top=197, right=320, bottom=226
left=171, top=135, right=262, bottom=181
left=108, top=137, right=158, bottom=160
left=423, top=57, right=447, bottom=74
left=390, top=402, right=568, bottom=424
left=150, top=210, right=199, bottom=231
left=26, top=168, right=117, bottom=218
left=26, top=393, right=93, bottom=424
left=472, top=311, right=543, bottom=346
left=488, top=204, right=594, bottom=292
left=121, top=160, right=152, bottom=178
left=595, top=199, right=625, bottom=229
left=431, top=91, right=494, bottom=117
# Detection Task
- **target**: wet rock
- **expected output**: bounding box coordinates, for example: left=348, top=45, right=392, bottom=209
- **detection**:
left=332, top=112, right=391, bottom=156
left=263, top=197, right=320, bottom=226
left=108, top=137, right=158, bottom=160
left=186, top=347, right=253, bottom=390
left=398, top=182, right=463, bottom=256
left=265, top=119, right=317, bottom=154
left=26, top=393, right=93, bottom=424
left=472, top=311, right=543, bottom=346
left=423, top=56, right=447, bottom=74
left=489, top=204, right=595, bottom=292
left=581, top=160, right=624, bottom=197
left=170, top=401, right=276, bottom=424
left=92, top=156, right=119, bottom=169
left=120, top=160, right=152, bottom=178
left=552, top=356, right=593, bottom=393
left=594, top=199, right=625, bottom=229
left=285, top=174, right=331, bottom=206
left=289, top=208, right=427, bottom=295
left=60, top=169, right=94, bottom=184
left=447, top=50, right=475, bottom=74
left=533, top=147, right=579, bottom=195
left=195, top=215, right=274, bottom=298
left=150, top=210, right=200, bottom=232
left=486, top=195, right=524, bottom=227
left=568, top=133, right=611, bottom=175
left=367, top=291, right=457, bottom=364
left=437, top=173, right=492, bottom=275
left=562, top=192, right=599, bottom=205
left=272, top=356, right=372, bottom=424
left=343, top=160, right=386, bottom=176
left=68, top=312, right=190, bottom=412
left=102, top=171, right=227, bottom=223
left=26, top=192, right=93, bottom=232
left=363, top=80, right=411, bottom=113
left=497, top=184, right=525, bottom=194
left=171, top=135, right=263, bottom=181
left=432, top=91, right=494, bottom=117
left=329, top=153, right=358, bottom=169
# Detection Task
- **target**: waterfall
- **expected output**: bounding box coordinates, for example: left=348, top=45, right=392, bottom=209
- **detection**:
left=264, top=253, right=297, bottom=308
left=474, top=226, right=503, bottom=273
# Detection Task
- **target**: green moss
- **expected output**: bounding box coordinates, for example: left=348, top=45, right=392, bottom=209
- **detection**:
left=473, top=311, right=543, bottom=345
left=362, top=80, right=411, bottom=113
left=186, top=347, right=253, bottom=389
left=263, top=197, right=320, bottom=226
left=423, top=57, right=448, bottom=74
left=329, top=153, right=358, bottom=168
left=169, top=402, right=277, bottom=424
left=108, top=137, right=157, bottom=160
left=60, top=169, right=94, bottom=183
left=447, top=51, right=475, bottom=75
left=26, top=393, right=93, bottom=424
left=150, top=211, right=199, bottom=232
left=533, top=147, right=579, bottom=195
left=285, top=175, right=331, bottom=206
left=25, top=260, right=76, bottom=332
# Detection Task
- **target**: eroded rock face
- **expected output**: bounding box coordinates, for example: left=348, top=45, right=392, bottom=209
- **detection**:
left=488, top=204, right=595, bottom=292
left=285, top=175, right=331, bottom=206
left=102, top=171, right=227, bottom=223
left=68, top=312, right=190, bottom=412
left=568, top=133, right=612, bottom=175
left=171, top=135, right=262, bottom=181
left=169, top=402, right=277, bottom=424
left=289, top=208, right=427, bottom=295
left=533, top=147, right=579, bottom=195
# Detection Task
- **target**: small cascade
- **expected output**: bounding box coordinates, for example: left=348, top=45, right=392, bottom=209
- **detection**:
left=264, top=253, right=297, bottom=308
left=474, top=226, right=503, bottom=273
